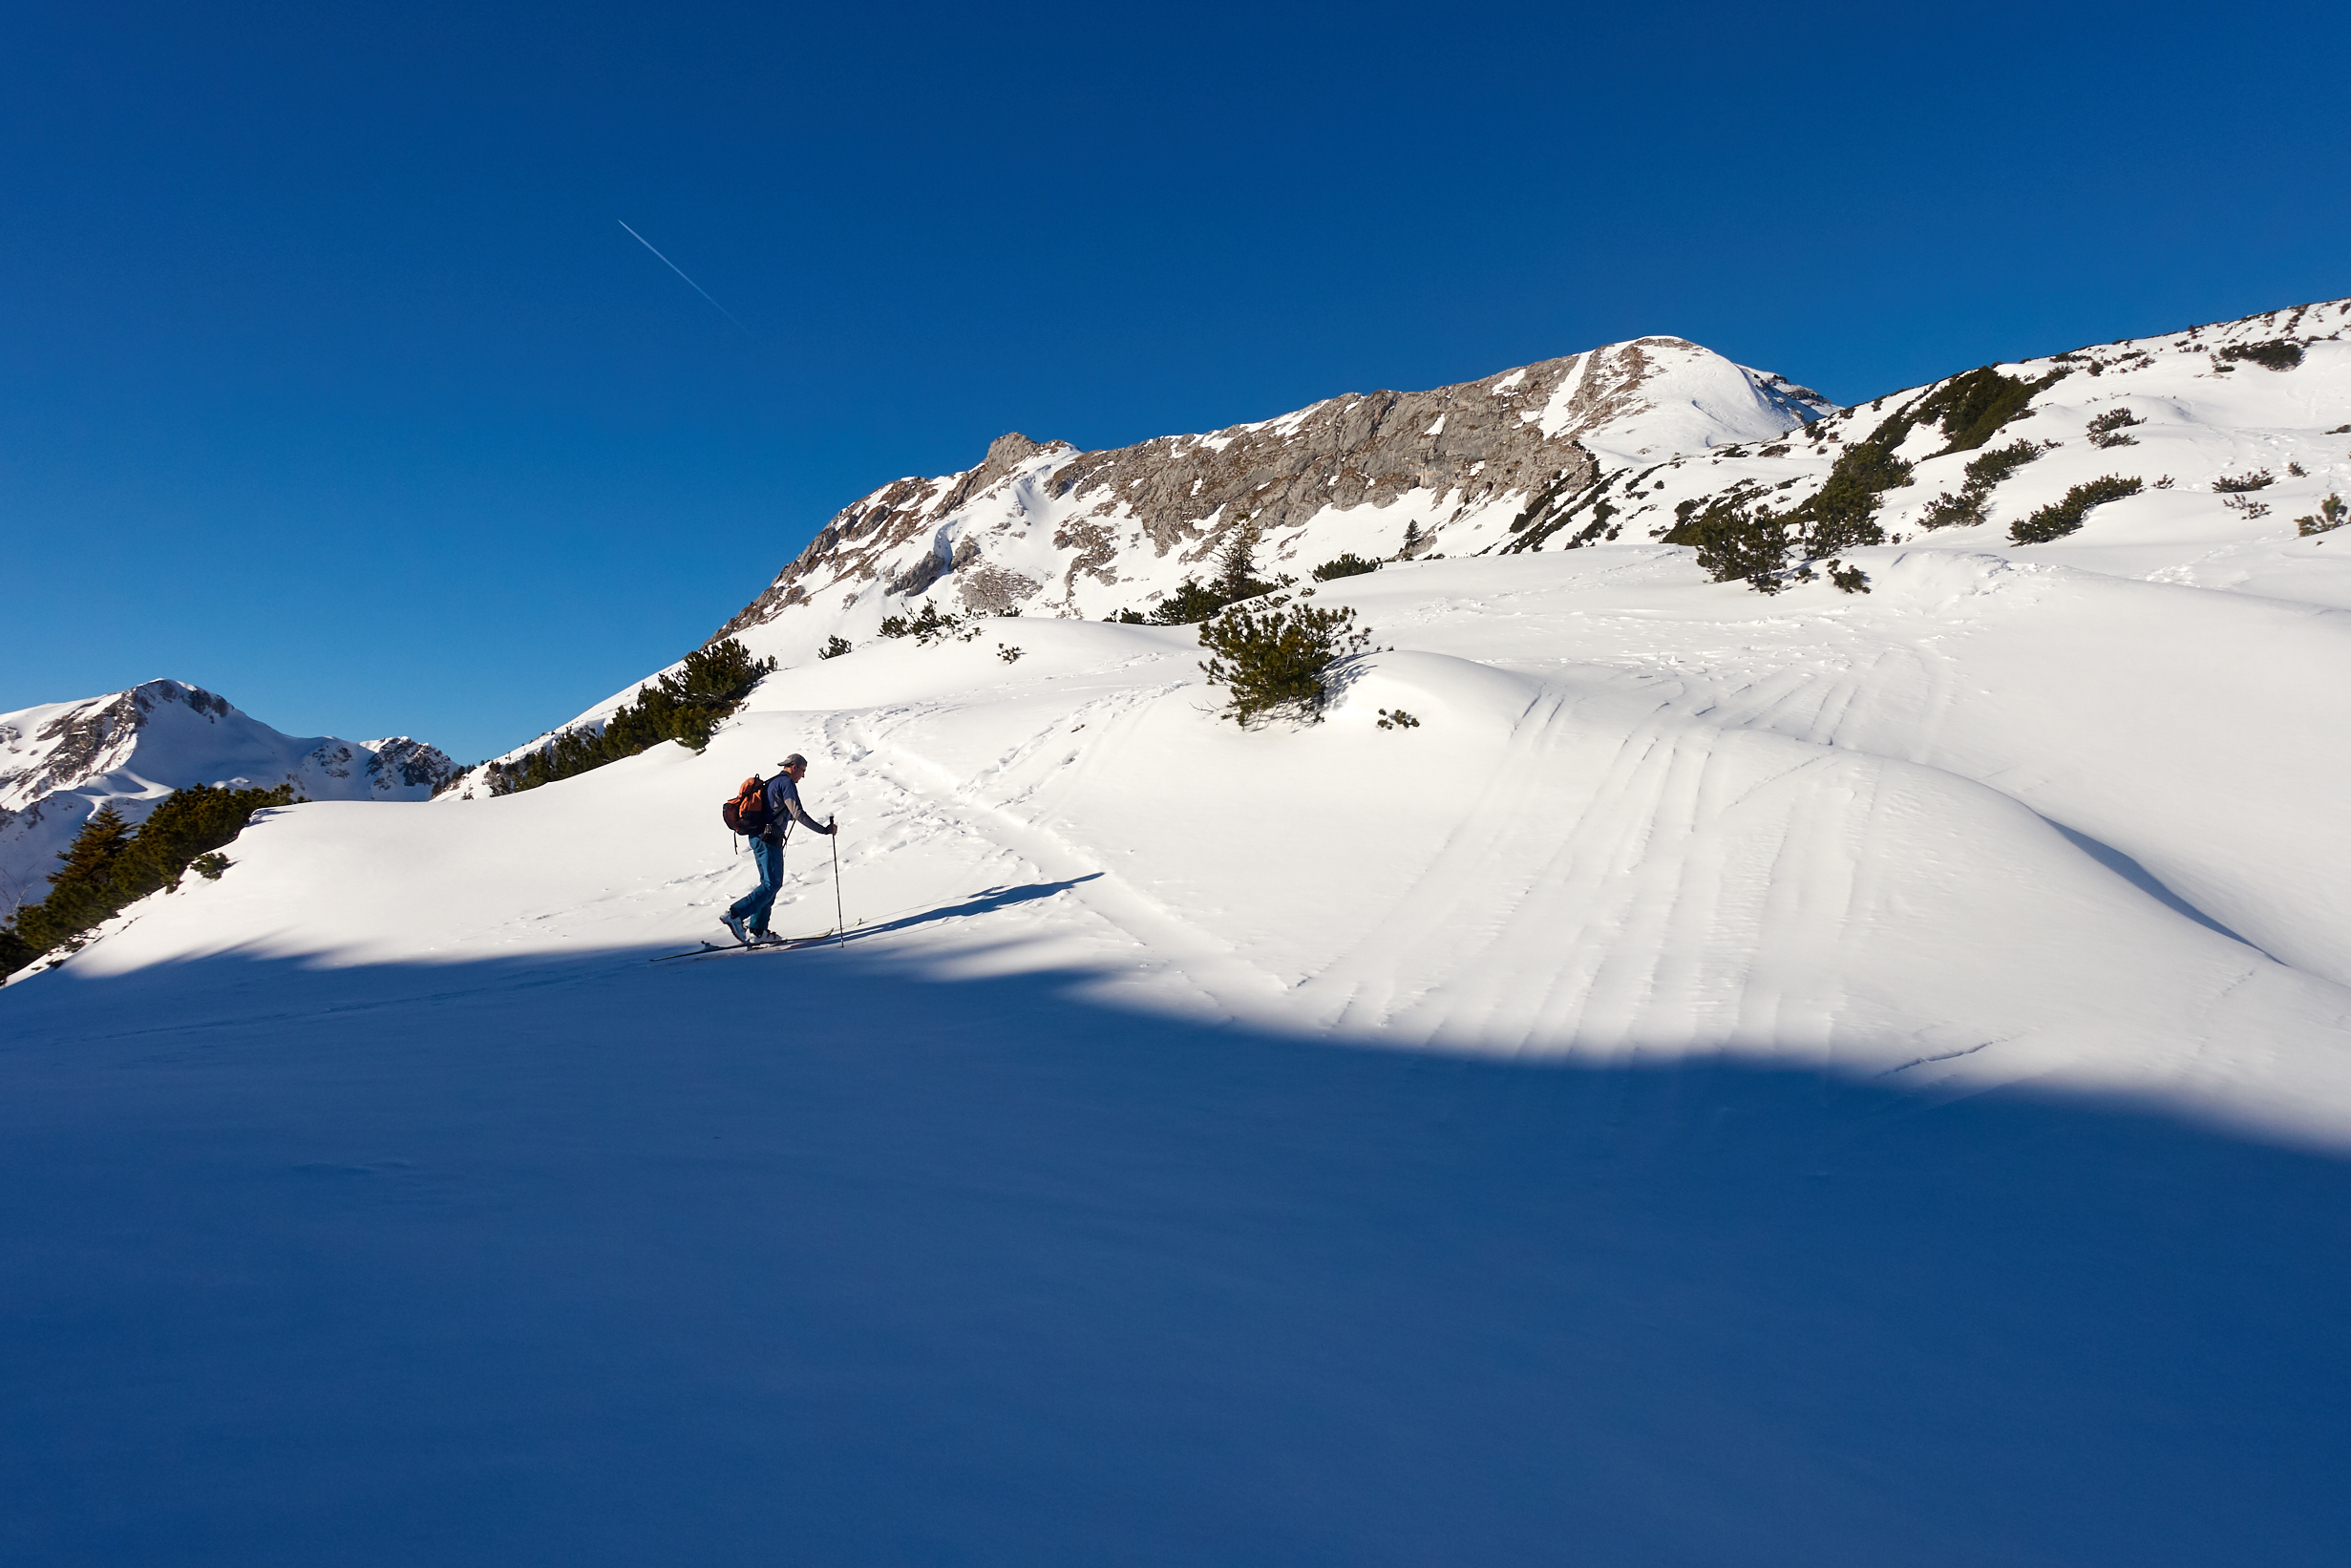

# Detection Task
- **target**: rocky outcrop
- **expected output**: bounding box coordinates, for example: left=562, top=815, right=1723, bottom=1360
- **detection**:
left=712, top=337, right=1832, bottom=644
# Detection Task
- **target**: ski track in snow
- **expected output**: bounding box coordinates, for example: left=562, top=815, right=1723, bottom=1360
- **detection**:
left=11, top=306, right=2351, bottom=1564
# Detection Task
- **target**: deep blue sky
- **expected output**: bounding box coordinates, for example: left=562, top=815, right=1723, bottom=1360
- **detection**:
left=6, top=0, right=2346, bottom=760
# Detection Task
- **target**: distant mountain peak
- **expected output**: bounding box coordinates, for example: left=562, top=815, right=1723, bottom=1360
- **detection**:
left=0, top=683, right=453, bottom=916
left=714, top=336, right=1832, bottom=646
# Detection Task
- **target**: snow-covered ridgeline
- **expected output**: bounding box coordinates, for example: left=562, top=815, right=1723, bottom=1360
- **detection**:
left=709, top=336, right=1832, bottom=661
left=0, top=680, right=453, bottom=915
left=1519, top=297, right=2351, bottom=581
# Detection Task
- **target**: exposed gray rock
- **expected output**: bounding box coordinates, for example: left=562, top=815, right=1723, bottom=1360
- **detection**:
left=712, top=336, right=1832, bottom=640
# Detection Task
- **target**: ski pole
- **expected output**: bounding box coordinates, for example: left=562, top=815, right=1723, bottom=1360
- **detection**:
left=830, top=817, right=845, bottom=948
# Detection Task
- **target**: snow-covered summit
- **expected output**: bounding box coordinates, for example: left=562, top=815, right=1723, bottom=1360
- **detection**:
left=0, top=679, right=453, bottom=914
left=1513, top=296, right=2351, bottom=594
left=712, top=336, right=1832, bottom=658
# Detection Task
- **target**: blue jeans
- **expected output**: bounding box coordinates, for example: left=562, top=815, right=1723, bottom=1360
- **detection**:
left=727, top=835, right=785, bottom=933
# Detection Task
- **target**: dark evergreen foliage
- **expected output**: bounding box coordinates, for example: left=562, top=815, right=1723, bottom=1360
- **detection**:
left=1139, top=523, right=1289, bottom=625
left=1667, top=494, right=1794, bottom=591
left=2220, top=340, right=2303, bottom=371
left=486, top=638, right=775, bottom=796
left=1311, top=553, right=1382, bottom=582
left=878, top=604, right=975, bottom=643
left=2211, top=469, right=2275, bottom=493
left=1, top=783, right=297, bottom=976
left=1919, top=440, right=2052, bottom=531
left=1826, top=560, right=1872, bottom=594
left=2086, top=409, right=2144, bottom=448
left=817, top=636, right=853, bottom=660
left=2296, top=495, right=2347, bottom=536
left=1796, top=435, right=1908, bottom=555
left=1907, top=366, right=2068, bottom=454
left=1197, top=590, right=1371, bottom=726
left=2011, top=476, right=2143, bottom=544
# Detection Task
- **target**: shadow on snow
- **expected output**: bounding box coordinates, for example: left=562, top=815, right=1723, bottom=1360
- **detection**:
left=2, top=932, right=2347, bottom=1568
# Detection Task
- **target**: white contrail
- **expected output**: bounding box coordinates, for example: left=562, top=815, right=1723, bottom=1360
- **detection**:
left=617, top=221, right=747, bottom=331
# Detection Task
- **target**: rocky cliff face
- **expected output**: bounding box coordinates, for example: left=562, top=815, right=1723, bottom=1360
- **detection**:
left=0, top=680, right=454, bottom=915
left=713, top=336, right=1832, bottom=651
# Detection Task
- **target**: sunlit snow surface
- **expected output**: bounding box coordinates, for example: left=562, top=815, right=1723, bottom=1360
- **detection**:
left=9, top=549, right=2351, bottom=1562
left=9, top=337, right=2351, bottom=1560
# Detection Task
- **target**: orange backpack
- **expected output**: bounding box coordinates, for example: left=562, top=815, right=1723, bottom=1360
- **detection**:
left=721, top=775, right=770, bottom=837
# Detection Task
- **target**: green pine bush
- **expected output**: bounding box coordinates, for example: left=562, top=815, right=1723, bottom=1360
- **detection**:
left=1919, top=440, right=2051, bottom=531
left=2011, top=476, right=2143, bottom=544
left=2220, top=340, right=2303, bottom=371
left=1311, top=553, right=1382, bottom=581
left=2296, top=495, right=2347, bottom=536
left=1197, top=590, right=1371, bottom=726
left=876, top=604, right=976, bottom=644
left=2086, top=409, right=2144, bottom=448
left=487, top=637, right=775, bottom=795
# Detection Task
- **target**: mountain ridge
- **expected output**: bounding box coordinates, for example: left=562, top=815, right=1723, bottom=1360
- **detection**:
left=0, top=679, right=454, bottom=915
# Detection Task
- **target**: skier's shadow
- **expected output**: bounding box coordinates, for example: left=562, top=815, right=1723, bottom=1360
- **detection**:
left=838, top=874, right=1104, bottom=943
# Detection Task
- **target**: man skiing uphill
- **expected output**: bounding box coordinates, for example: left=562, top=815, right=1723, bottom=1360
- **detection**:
left=721, top=753, right=836, bottom=946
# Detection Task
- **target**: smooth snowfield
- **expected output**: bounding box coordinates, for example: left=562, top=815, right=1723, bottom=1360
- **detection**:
left=6, top=545, right=2351, bottom=1562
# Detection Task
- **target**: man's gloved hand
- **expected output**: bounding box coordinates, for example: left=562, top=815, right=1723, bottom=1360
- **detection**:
left=827, top=816, right=838, bottom=836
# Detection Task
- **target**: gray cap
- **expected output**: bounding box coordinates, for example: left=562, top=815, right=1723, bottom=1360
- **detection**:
left=778, top=753, right=808, bottom=771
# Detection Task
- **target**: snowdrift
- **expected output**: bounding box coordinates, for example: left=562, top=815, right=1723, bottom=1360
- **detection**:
left=8, top=298, right=2351, bottom=1564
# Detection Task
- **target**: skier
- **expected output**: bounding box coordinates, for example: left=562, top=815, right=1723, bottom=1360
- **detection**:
left=721, top=753, right=836, bottom=945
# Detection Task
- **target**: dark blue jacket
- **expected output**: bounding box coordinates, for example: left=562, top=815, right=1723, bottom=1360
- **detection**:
left=761, top=773, right=830, bottom=841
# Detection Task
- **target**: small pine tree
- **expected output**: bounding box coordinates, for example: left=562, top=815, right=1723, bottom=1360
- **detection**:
left=1403, top=520, right=1422, bottom=553
left=817, top=635, right=853, bottom=660
left=2297, top=494, right=2348, bottom=537
left=1197, top=591, right=1371, bottom=726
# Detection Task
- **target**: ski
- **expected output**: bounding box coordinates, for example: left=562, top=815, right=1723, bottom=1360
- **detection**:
left=648, top=929, right=841, bottom=964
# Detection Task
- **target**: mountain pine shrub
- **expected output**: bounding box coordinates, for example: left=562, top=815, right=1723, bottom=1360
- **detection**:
left=2297, top=495, right=2347, bottom=536
left=1827, top=560, right=1871, bottom=594
left=2010, top=476, right=2143, bottom=543
left=2086, top=409, right=2145, bottom=448
left=877, top=604, right=979, bottom=644
left=1909, top=366, right=2069, bottom=454
left=817, top=636, right=852, bottom=659
left=1, top=783, right=298, bottom=976
left=1670, top=496, right=1795, bottom=591
left=1918, top=439, right=2052, bottom=530
left=2220, top=340, right=2303, bottom=371
left=486, top=638, right=775, bottom=795
left=1197, top=589, right=1371, bottom=726
left=1312, top=552, right=1382, bottom=581
left=2211, top=469, right=2275, bottom=493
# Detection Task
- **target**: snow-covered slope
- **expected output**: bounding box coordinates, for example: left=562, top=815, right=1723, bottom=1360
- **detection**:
left=30, top=300, right=2351, bottom=1134
left=1521, top=297, right=2351, bottom=601
left=7, top=301, right=2351, bottom=1562
left=0, top=680, right=454, bottom=914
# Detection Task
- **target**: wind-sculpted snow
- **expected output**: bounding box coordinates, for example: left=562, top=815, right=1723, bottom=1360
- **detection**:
left=8, top=547, right=2351, bottom=1561
left=9, top=298, right=2351, bottom=1561
left=29, top=547, right=2351, bottom=1144
left=0, top=679, right=453, bottom=915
